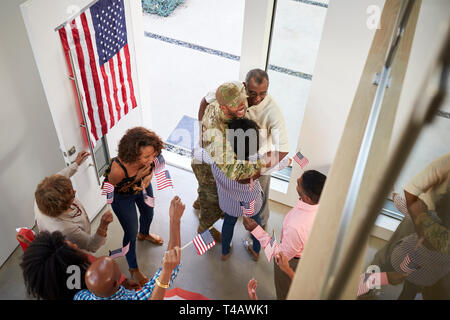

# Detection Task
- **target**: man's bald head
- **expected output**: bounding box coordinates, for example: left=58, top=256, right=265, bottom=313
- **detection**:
left=85, top=256, right=122, bottom=298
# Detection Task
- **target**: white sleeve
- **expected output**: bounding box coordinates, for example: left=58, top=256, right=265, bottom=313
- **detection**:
left=56, top=162, right=79, bottom=178
left=205, top=90, right=216, bottom=104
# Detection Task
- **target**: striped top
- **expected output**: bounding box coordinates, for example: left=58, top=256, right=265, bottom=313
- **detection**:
left=194, top=148, right=263, bottom=217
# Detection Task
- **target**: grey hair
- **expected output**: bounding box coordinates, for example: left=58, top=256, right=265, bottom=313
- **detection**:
left=245, top=69, right=269, bottom=85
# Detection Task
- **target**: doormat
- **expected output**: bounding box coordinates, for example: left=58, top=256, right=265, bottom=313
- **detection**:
left=166, top=115, right=198, bottom=152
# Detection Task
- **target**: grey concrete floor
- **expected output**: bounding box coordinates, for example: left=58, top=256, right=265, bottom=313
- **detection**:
left=0, top=164, right=399, bottom=300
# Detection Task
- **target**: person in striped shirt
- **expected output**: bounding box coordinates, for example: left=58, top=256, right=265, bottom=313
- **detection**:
left=74, top=196, right=185, bottom=300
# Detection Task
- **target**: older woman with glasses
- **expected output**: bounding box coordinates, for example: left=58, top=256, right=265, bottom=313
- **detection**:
left=34, top=151, right=113, bottom=253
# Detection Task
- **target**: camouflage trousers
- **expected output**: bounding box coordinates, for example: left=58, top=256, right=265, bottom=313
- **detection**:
left=191, top=161, right=224, bottom=232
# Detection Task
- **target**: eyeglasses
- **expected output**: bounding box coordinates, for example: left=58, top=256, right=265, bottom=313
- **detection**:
left=246, top=89, right=267, bottom=99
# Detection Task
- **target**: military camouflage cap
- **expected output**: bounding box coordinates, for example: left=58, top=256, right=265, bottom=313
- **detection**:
left=216, top=82, right=248, bottom=108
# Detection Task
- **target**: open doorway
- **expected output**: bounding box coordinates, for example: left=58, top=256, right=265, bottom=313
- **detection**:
left=141, top=0, right=245, bottom=161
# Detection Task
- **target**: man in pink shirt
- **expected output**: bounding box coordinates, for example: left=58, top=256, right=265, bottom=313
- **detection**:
left=243, top=170, right=326, bottom=299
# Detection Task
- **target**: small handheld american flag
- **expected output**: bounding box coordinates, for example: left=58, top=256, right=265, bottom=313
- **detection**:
left=153, top=154, right=166, bottom=174
left=293, top=151, right=309, bottom=169
left=240, top=200, right=255, bottom=216
left=109, top=242, right=130, bottom=259
left=155, top=170, right=174, bottom=191
left=264, top=230, right=277, bottom=262
left=142, top=187, right=155, bottom=208
left=399, top=252, right=420, bottom=274
left=106, top=192, right=114, bottom=204
left=192, top=229, right=216, bottom=256
left=101, top=182, right=115, bottom=195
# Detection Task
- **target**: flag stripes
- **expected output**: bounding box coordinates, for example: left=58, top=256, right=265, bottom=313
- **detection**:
left=101, top=182, right=115, bottom=195
left=58, top=0, right=137, bottom=144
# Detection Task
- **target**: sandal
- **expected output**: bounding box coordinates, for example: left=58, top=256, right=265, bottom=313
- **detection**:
left=129, top=268, right=149, bottom=287
left=137, top=232, right=164, bottom=245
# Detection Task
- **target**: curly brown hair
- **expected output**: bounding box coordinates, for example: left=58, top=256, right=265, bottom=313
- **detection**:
left=118, top=127, right=164, bottom=164
left=35, top=175, right=74, bottom=217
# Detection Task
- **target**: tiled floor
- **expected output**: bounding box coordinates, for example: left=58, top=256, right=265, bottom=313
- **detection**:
left=0, top=164, right=404, bottom=300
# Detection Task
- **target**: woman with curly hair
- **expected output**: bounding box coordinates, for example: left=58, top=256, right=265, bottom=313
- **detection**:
left=103, top=127, right=164, bottom=286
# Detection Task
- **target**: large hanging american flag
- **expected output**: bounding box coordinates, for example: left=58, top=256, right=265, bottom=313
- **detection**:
left=58, top=0, right=137, bottom=143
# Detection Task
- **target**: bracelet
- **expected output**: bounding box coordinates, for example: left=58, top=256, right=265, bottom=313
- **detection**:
left=155, top=277, right=169, bottom=289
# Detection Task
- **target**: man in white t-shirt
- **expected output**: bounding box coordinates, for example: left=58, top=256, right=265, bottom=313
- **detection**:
left=196, top=69, right=290, bottom=228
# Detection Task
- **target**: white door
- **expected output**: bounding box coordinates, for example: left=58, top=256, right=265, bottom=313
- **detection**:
left=21, top=0, right=146, bottom=220
left=21, top=0, right=107, bottom=220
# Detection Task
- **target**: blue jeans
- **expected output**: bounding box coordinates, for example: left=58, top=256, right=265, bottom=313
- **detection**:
left=111, top=184, right=154, bottom=269
left=222, top=212, right=261, bottom=255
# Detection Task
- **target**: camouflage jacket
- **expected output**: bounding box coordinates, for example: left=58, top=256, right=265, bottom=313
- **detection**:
left=200, top=102, right=264, bottom=180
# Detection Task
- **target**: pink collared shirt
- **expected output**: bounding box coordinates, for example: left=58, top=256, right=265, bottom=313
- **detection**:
left=251, top=199, right=318, bottom=260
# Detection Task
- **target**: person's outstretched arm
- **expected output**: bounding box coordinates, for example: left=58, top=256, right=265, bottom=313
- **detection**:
left=150, top=247, right=181, bottom=300
left=167, top=196, right=185, bottom=250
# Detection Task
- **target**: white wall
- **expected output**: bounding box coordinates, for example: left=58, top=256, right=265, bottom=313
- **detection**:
left=284, top=0, right=449, bottom=207
left=0, top=0, right=62, bottom=266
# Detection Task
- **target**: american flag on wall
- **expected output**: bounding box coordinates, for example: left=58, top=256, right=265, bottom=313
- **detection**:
left=58, top=0, right=137, bottom=143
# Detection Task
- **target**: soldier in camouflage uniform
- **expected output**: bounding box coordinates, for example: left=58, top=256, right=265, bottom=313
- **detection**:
left=194, top=70, right=290, bottom=230
left=192, top=82, right=265, bottom=242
